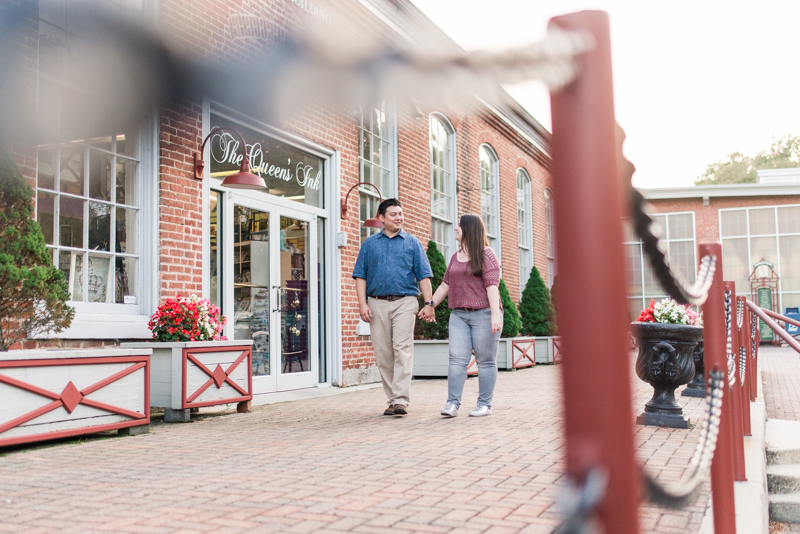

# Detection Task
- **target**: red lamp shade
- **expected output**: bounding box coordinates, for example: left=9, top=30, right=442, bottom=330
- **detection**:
left=220, top=159, right=266, bottom=190
left=363, top=215, right=384, bottom=228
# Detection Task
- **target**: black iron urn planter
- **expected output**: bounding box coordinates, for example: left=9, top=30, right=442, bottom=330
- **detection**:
left=632, top=322, right=703, bottom=429
left=681, top=341, right=705, bottom=398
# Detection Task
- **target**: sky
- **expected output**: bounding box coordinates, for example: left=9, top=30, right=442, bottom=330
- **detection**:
left=410, top=0, right=800, bottom=189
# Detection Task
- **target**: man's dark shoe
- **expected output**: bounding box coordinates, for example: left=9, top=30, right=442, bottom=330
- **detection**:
left=384, top=405, right=396, bottom=416
left=393, top=405, right=408, bottom=415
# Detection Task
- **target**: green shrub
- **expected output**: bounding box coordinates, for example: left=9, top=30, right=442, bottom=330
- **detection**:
left=414, top=240, right=451, bottom=339
left=519, top=266, right=556, bottom=336
left=0, top=153, right=74, bottom=350
left=498, top=279, right=521, bottom=338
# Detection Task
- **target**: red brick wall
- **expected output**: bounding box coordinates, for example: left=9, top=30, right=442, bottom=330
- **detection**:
left=648, top=195, right=800, bottom=243
left=158, top=101, right=204, bottom=298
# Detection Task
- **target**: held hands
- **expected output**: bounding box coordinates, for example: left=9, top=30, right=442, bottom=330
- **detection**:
left=491, top=313, right=502, bottom=334
left=359, top=303, right=373, bottom=323
left=417, top=305, right=436, bottom=322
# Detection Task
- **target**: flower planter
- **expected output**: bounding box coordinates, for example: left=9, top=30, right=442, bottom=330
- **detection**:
left=0, top=348, right=151, bottom=447
left=122, top=340, right=252, bottom=422
left=412, top=336, right=561, bottom=377
left=632, top=322, right=703, bottom=428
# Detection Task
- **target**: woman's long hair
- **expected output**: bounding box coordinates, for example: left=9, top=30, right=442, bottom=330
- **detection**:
left=459, top=214, right=489, bottom=276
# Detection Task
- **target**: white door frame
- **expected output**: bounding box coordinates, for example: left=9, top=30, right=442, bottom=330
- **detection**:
left=220, top=194, right=318, bottom=394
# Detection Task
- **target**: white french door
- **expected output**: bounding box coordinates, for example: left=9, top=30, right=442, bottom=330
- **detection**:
left=222, top=194, right=318, bottom=394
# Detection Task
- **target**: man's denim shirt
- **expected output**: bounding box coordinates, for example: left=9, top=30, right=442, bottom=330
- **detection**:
left=352, top=229, right=433, bottom=297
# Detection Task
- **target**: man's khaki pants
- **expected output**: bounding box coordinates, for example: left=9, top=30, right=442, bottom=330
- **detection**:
left=368, top=296, right=419, bottom=407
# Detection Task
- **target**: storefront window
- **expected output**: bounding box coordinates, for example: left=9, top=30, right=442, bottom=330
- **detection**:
left=38, top=135, right=140, bottom=304
left=209, top=115, right=324, bottom=208
left=36, top=2, right=145, bottom=307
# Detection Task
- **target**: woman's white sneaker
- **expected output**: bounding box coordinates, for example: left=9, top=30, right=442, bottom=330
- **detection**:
left=440, top=402, right=459, bottom=417
left=469, top=405, right=492, bottom=417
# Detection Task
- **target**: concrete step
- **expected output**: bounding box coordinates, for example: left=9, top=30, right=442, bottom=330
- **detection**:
left=766, top=420, right=800, bottom=465
left=770, top=492, right=800, bottom=523
left=768, top=464, right=800, bottom=494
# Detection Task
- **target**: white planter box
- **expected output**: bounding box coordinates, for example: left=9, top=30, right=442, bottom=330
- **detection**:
left=0, top=348, right=151, bottom=447
left=121, top=340, right=253, bottom=411
left=413, top=336, right=562, bottom=377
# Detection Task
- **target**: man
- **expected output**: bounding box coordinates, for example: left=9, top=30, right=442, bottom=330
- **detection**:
left=353, top=198, right=435, bottom=416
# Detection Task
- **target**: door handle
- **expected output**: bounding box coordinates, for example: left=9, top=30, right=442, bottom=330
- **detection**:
left=272, top=285, right=284, bottom=313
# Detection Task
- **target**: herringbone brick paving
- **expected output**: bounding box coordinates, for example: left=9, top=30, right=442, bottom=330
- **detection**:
left=0, top=360, right=715, bottom=534
left=761, top=345, right=800, bottom=421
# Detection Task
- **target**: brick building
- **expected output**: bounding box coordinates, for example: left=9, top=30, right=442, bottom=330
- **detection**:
left=631, top=175, right=800, bottom=319
left=4, top=0, right=553, bottom=400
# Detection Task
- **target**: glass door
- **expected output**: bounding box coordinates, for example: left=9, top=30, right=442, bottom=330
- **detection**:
left=223, top=198, right=317, bottom=394
left=231, top=204, right=275, bottom=392
left=274, top=210, right=317, bottom=392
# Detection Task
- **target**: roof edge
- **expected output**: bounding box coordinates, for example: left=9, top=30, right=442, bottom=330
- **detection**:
left=639, top=183, right=800, bottom=200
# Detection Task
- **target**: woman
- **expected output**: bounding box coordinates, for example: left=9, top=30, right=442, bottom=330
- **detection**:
left=419, top=214, right=503, bottom=417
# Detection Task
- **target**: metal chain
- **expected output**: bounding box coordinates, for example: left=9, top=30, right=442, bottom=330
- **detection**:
left=631, top=188, right=716, bottom=306
left=724, top=290, right=736, bottom=388
left=737, top=299, right=744, bottom=330
left=751, top=313, right=759, bottom=360
left=644, top=369, right=725, bottom=509
left=740, top=346, right=747, bottom=386
left=551, top=468, right=608, bottom=534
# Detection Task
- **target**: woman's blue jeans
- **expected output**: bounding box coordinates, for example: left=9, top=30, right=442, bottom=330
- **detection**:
left=447, top=308, right=501, bottom=408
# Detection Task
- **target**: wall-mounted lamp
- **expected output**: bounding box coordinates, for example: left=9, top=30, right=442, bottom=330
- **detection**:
left=341, top=182, right=384, bottom=228
left=193, top=126, right=267, bottom=190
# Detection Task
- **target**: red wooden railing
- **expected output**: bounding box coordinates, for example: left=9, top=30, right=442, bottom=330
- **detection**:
left=547, top=11, right=766, bottom=534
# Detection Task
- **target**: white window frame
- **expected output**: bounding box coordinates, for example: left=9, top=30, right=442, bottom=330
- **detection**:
left=545, top=187, right=556, bottom=287
left=429, top=113, right=457, bottom=259
left=719, top=203, right=800, bottom=313
left=33, top=2, right=158, bottom=339
left=625, top=211, right=696, bottom=317
left=517, top=168, right=533, bottom=297
left=480, top=144, right=501, bottom=261
left=358, top=101, right=397, bottom=242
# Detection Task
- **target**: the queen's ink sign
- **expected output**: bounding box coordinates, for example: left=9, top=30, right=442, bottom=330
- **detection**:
left=209, top=118, right=324, bottom=208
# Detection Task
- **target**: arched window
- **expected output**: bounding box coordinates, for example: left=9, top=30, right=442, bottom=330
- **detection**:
left=480, top=145, right=500, bottom=259
left=429, top=115, right=456, bottom=259
left=517, top=169, right=533, bottom=295
left=545, top=188, right=556, bottom=287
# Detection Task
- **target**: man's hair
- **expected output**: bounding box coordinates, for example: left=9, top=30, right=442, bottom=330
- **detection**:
left=378, top=198, right=402, bottom=217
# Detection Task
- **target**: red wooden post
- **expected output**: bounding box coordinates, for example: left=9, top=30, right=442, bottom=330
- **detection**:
left=724, top=281, right=746, bottom=482
left=736, top=296, right=752, bottom=436
left=549, top=10, right=640, bottom=534
left=702, top=244, right=737, bottom=534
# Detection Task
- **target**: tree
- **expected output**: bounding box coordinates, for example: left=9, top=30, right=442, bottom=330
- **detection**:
left=0, top=153, right=74, bottom=350
left=548, top=275, right=559, bottom=335
left=414, top=240, right=451, bottom=339
left=695, top=135, right=800, bottom=185
left=498, top=279, right=521, bottom=338
left=519, top=267, right=556, bottom=336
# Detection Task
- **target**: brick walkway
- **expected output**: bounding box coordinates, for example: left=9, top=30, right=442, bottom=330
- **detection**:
left=0, top=361, right=713, bottom=534
left=760, top=345, right=800, bottom=421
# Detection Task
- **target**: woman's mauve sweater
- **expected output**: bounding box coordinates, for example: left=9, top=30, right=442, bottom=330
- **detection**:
left=442, top=248, right=500, bottom=309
